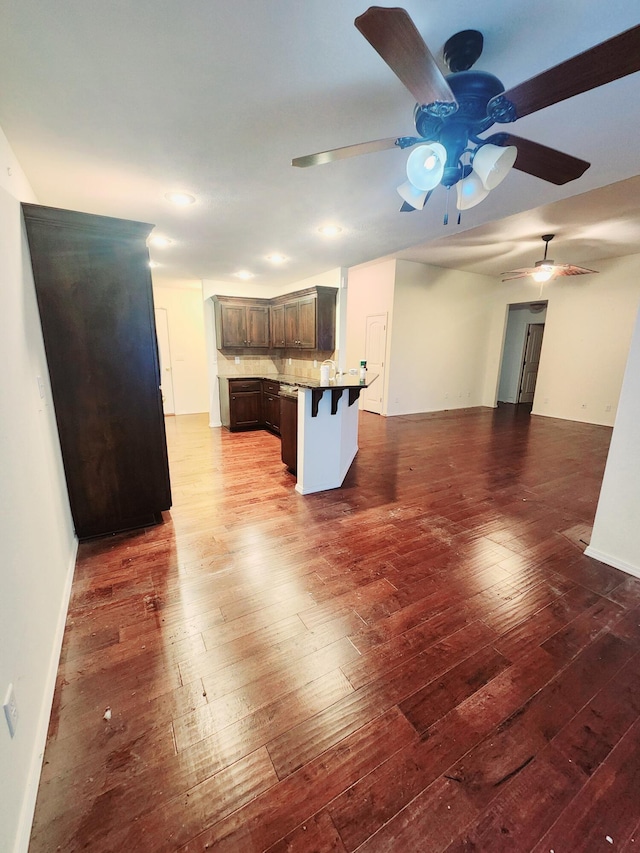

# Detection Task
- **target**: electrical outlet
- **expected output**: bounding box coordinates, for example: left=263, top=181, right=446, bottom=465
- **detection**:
left=313, top=359, right=318, bottom=368
left=605, top=403, right=612, bottom=412
left=3, top=684, right=18, bottom=738
left=288, top=357, right=292, bottom=366
left=234, top=356, right=240, bottom=365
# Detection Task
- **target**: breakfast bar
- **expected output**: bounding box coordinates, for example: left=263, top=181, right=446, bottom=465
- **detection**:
left=219, top=372, right=378, bottom=494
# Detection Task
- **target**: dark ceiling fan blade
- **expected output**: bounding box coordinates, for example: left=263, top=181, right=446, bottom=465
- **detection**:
left=292, top=136, right=399, bottom=168
left=488, top=133, right=590, bottom=185
left=354, top=6, right=457, bottom=108
left=494, top=24, right=640, bottom=120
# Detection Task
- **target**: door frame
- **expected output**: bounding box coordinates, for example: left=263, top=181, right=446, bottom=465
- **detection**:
left=154, top=307, right=176, bottom=415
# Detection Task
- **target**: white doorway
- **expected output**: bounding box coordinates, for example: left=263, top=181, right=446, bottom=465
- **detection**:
left=363, top=313, right=387, bottom=414
left=154, top=308, right=176, bottom=414
left=498, top=302, right=547, bottom=405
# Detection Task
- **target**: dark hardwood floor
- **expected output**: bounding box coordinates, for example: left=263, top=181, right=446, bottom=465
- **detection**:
left=29, top=405, right=640, bottom=852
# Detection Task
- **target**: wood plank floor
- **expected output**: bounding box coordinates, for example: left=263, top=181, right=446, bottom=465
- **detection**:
left=29, top=405, right=640, bottom=852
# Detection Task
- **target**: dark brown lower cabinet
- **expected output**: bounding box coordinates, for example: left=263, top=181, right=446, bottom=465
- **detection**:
left=22, top=203, right=172, bottom=539
left=222, top=378, right=281, bottom=434
left=262, top=380, right=281, bottom=434
left=229, top=381, right=263, bottom=430
left=280, top=395, right=298, bottom=474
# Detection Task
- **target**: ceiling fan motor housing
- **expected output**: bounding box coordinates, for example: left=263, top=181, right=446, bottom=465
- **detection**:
left=414, top=71, right=506, bottom=186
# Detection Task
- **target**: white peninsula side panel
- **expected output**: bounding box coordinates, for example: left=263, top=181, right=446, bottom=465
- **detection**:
left=296, top=387, right=360, bottom=495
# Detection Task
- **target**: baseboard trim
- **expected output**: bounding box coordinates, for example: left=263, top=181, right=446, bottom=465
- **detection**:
left=14, top=536, right=78, bottom=853
left=584, top=545, right=640, bottom=580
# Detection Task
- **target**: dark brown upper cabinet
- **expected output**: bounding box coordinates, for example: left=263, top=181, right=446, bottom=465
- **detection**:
left=214, top=286, right=336, bottom=353
left=214, top=298, right=270, bottom=348
left=270, top=303, right=286, bottom=348
left=22, top=203, right=172, bottom=539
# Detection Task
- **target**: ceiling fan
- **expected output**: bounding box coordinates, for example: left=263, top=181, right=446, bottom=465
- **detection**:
left=501, top=234, right=598, bottom=282
left=292, top=7, right=640, bottom=218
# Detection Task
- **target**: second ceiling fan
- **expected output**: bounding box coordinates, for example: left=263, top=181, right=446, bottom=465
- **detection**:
left=293, top=7, right=640, bottom=217
left=501, top=235, right=598, bottom=283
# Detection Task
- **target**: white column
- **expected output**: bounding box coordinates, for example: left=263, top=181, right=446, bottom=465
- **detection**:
left=586, top=304, right=640, bottom=577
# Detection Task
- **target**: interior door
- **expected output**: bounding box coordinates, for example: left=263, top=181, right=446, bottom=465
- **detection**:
left=363, top=313, right=387, bottom=414
left=518, top=323, right=545, bottom=404
left=154, top=307, right=175, bottom=414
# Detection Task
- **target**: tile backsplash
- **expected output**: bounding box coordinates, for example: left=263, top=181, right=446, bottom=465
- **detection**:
left=217, top=351, right=335, bottom=380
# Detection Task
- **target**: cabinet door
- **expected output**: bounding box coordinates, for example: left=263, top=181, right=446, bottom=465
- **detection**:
left=280, top=396, right=298, bottom=473
left=246, top=305, right=270, bottom=347
left=270, top=304, right=285, bottom=348
left=262, top=377, right=280, bottom=433
left=230, top=390, right=262, bottom=429
left=284, top=301, right=299, bottom=346
left=220, top=303, right=247, bottom=347
left=297, top=296, right=317, bottom=348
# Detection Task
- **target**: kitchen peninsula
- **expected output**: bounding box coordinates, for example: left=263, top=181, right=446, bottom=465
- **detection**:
left=219, top=372, right=378, bottom=495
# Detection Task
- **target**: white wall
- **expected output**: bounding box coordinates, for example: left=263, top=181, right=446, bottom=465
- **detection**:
left=152, top=282, right=209, bottom=414
left=0, top=128, right=77, bottom=853
left=483, top=253, right=640, bottom=425
left=586, top=302, right=640, bottom=576
left=387, top=260, right=496, bottom=416
left=497, top=303, right=547, bottom=403
left=345, top=259, right=396, bottom=414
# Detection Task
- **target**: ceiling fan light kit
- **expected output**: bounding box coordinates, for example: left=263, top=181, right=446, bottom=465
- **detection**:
left=405, top=142, right=447, bottom=191
left=472, top=143, right=517, bottom=190
left=396, top=179, right=430, bottom=210
left=456, top=171, right=489, bottom=211
left=293, top=8, right=640, bottom=222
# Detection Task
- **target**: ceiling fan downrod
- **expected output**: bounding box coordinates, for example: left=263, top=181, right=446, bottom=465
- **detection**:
left=539, top=233, right=555, bottom=265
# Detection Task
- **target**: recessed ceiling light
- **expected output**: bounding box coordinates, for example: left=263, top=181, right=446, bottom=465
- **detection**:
left=318, top=225, right=342, bottom=237
left=165, top=191, right=196, bottom=206
left=234, top=270, right=254, bottom=280
left=148, top=260, right=161, bottom=269
left=149, top=235, right=173, bottom=248
left=266, top=253, right=287, bottom=264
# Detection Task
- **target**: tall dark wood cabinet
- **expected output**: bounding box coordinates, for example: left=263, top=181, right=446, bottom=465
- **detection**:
left=22, top=203, right=172, bottom=539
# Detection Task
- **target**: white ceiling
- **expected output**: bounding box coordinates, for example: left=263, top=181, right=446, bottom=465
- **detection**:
left=1, top=1, right=639, bottom=287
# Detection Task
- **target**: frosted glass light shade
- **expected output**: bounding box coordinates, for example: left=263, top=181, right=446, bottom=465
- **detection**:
left=532, top=265, right=554, bottom=282
left=456, top=172, right=489, bottom=210
left=396, top=180, right=429, bottom=210
left=473, top=144, right=517, bottom=190
left=406, top=143, right=447, bottom=191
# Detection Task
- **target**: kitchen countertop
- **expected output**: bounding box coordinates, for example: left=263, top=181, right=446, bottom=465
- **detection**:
left=222, top=373, right=378, bottom=390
